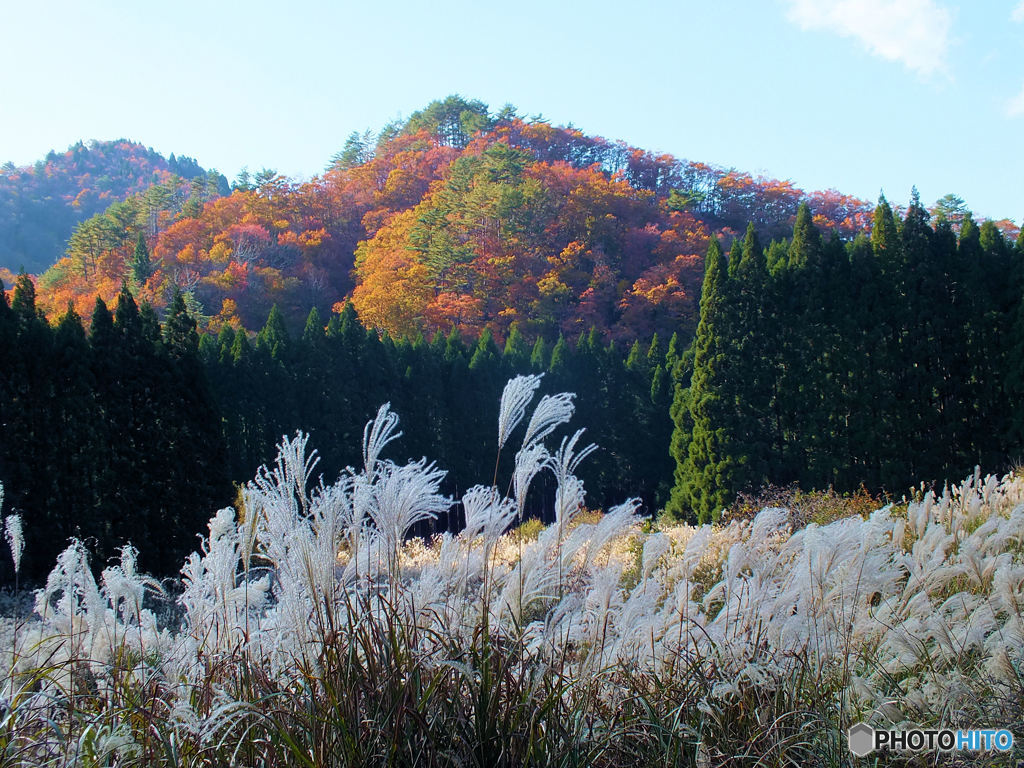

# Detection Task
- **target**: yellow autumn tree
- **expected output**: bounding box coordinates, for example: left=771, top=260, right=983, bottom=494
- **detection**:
left=352, top=208, right=433, bottom=337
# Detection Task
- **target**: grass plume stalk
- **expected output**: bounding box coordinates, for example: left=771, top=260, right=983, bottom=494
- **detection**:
left=1, top=386, right=1024, bottom=765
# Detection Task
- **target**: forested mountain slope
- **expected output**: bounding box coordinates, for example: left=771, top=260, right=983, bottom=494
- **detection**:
left=0, top=140, right=226, bottom=275
left=29, top=97, right=900, bottom=342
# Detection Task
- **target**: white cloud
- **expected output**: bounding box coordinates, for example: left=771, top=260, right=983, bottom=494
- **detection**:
left=1013, top=1, right=1024, bottom=22
left=784, top=0, right=953, bottom=76
left=1007, top=82, right=1024, bottom=117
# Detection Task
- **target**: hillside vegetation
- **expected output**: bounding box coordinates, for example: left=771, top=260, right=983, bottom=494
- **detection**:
left=0, top=140, right=225, bottom=274
left=30, top=97, right=890, bottom=342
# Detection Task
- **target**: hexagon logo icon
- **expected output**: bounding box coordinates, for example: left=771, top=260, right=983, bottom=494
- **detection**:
left=848, top=722, right=875, bottom=756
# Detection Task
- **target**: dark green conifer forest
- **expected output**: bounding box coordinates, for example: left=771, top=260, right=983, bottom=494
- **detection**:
left=668, top=198, right=1024, bottom=521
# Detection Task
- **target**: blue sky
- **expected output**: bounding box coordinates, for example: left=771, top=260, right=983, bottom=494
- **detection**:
left=2, top=0, right=1022, bottom=223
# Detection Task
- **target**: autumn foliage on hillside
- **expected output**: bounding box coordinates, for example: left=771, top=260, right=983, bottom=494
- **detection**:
left=0, top=140, right=222, bottom=274
left=36, top=132, right=461, bottom=330
left=352, top=141, right=711, bottom=341
left=30, top=98, right=881, bottom=341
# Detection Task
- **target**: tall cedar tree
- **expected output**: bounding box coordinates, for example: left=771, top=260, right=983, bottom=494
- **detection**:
left=158, top=291, right=233, bottom=573
left=668, top=238, right=737, bottom=522
left=728, top=224, right=774, bottom=493
left=131, top=231, right=152, bottom=286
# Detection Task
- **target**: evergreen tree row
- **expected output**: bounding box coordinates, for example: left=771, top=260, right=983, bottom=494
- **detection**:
left=200, top=305, right=676, bottom=533
left=668, top=197, right=1024, bottom=522
left=0, top=276, right=231, bottom=580
left=0, top=282, right=676, bottom=580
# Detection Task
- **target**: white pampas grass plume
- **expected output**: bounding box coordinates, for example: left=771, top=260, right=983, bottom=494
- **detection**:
left=5, top=513, right=23, bottom=574
left=257, top=431, right=320, bottom=517
left=554, top=475, right=586, bottom=528
left=642, top=533, right=670, bottom=580
left=462, top=485, right=517, bottom=541
left=101, top=545, right=162, bottom=626
left=498, top=374, right=542, bottom=449
left=499, top=541, right=562, bottom=623
left=548, top=429, right=596, bottom=487
left=549, top=430, right=595, bottom=529
left=239, top=490, right=260, bottom=574
left=514, top=443, right=548, bottom=513
left=580, top=499, right=641, bottom=572
left=363, top=403, right=402, bottom=478
left=522, top=392, right=575, bottom=450
left=368, top=459, right=450, bottom=560
left=35, top=539, right=103, bottom=627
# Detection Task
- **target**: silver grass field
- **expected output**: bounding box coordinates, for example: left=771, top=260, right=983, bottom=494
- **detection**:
left=1, top=375, right=1023, bottom=766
